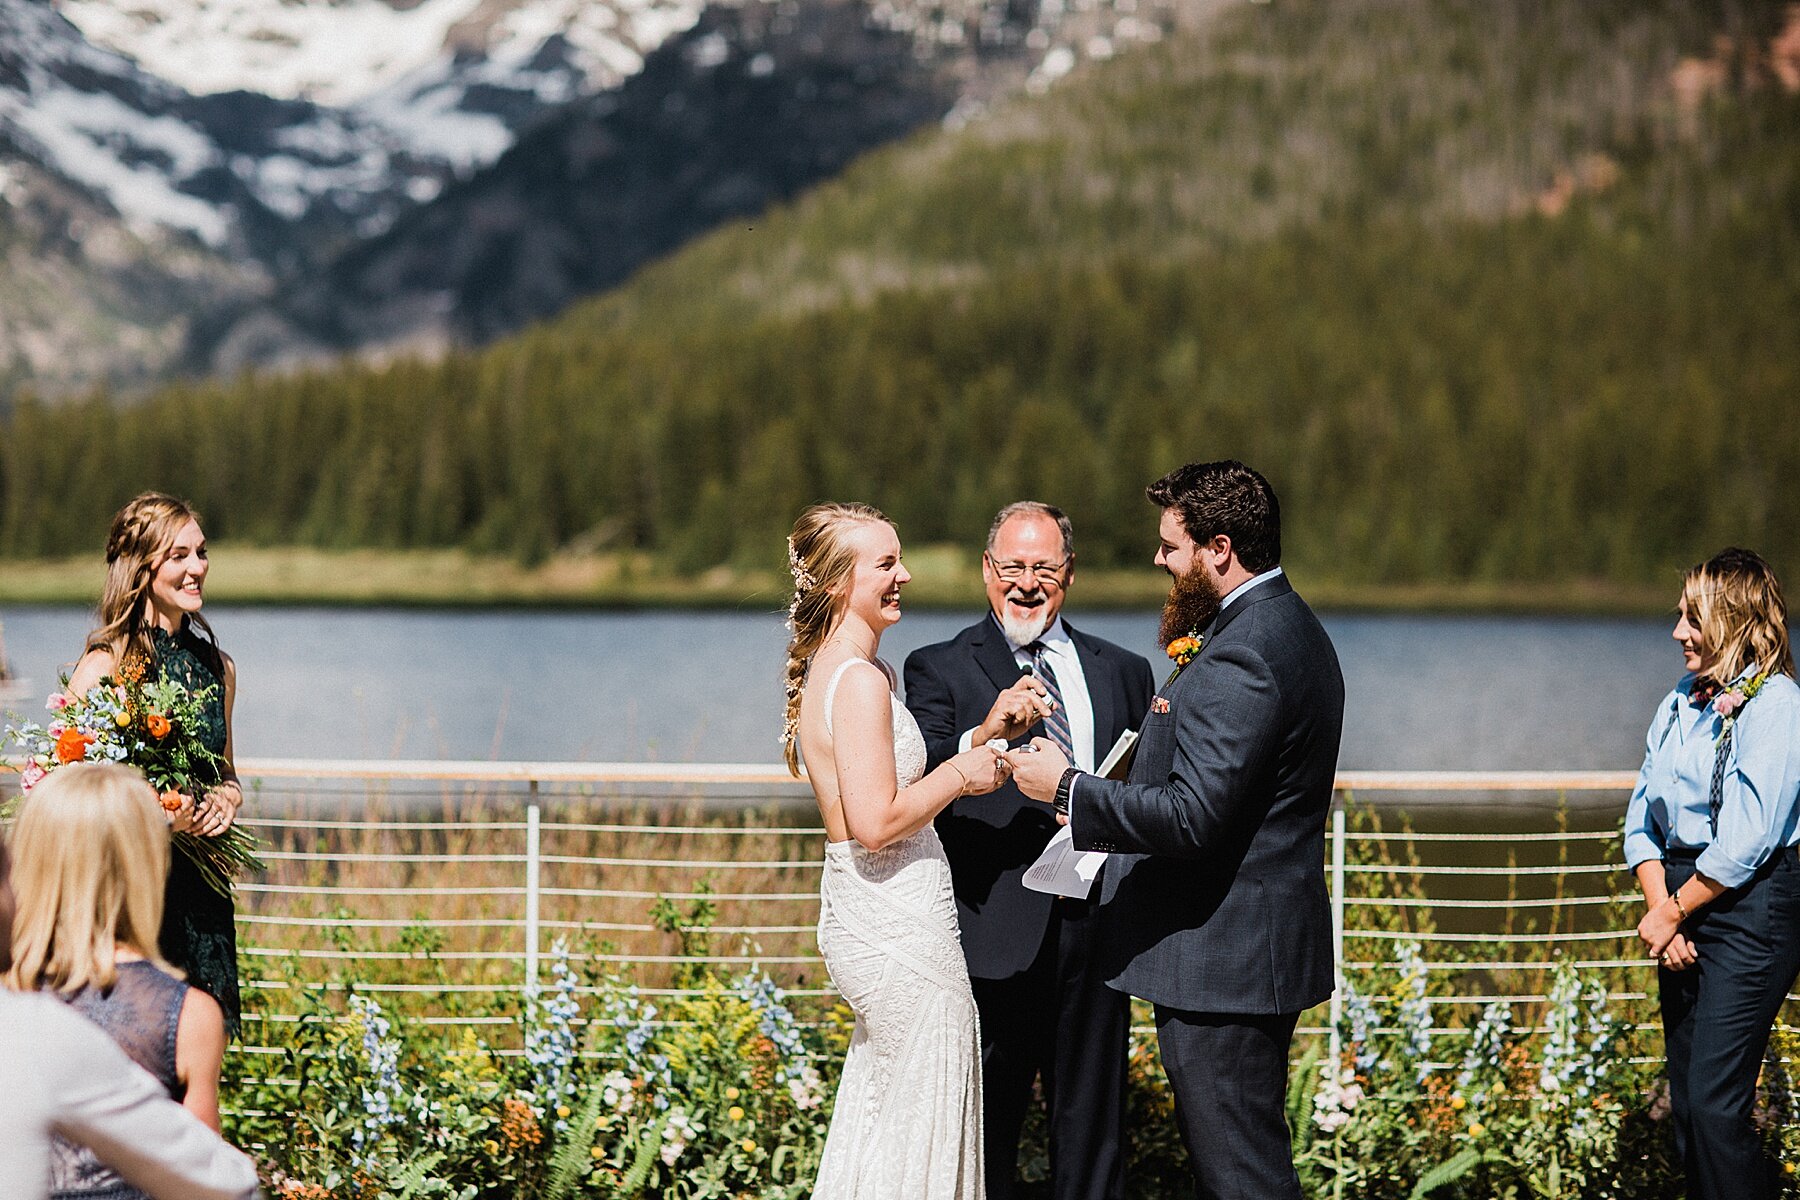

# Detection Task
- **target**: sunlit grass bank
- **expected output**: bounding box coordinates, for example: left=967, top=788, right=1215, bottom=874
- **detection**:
left=0, top=543, right=1670, bottom=613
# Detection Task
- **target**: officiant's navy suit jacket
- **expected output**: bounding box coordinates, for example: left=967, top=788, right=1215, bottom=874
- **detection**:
left=1072, top=574, right=1344, bottom=1015
left=905, top=617, right=1154, bottom=980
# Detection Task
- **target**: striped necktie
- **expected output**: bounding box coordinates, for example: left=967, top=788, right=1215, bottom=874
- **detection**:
left=1025, top=641, right=1076, bottom=762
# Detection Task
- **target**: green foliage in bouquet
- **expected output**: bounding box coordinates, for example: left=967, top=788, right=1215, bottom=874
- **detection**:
left=4, top=670, right=264, bottom=895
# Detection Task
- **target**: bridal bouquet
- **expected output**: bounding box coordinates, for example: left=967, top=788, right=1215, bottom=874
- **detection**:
left=5, top=671, right=263, bottom=897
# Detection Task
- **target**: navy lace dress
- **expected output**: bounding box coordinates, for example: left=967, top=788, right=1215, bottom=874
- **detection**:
left=50, top=961, right=192, bottom=1199
left=151, top=624, right=240, bottom=1037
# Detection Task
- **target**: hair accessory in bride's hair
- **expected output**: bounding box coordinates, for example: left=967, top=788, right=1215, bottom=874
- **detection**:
left=787, top=537, right=818, bottom=593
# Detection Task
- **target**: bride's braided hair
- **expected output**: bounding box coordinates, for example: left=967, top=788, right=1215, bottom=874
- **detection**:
left=782, top=502, right=889, bottom=777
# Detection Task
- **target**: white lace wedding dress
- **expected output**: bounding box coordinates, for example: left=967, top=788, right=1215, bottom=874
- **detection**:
left=811, top=658, right=984, bottom=1199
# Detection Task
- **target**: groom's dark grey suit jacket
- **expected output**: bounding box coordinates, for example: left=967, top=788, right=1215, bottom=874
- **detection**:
left=1071, top=574, right=1344, bottom=1015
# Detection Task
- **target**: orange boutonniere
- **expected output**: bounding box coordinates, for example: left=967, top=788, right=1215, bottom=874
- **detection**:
left=1165, top=632, right=1204, bottom=669
left=1163, top=630, right=1205, bottom=686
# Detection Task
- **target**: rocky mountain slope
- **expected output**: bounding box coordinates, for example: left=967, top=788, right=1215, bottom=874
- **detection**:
left=0, top=0, right=1172, bottom=392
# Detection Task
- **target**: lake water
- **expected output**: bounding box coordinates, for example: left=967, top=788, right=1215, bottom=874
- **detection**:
left=0, top=604, right=1679, bottom=774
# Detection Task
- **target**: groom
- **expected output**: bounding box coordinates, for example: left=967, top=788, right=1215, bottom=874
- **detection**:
left=1007, top=460, right=1344, bottom=1200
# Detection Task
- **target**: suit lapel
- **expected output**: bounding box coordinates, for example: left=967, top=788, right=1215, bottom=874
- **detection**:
left=1161, top=575, right=1294, bottom=690
left=1201, top=574, right=1293, bottom=643
left=969, top=614, right=1027, bottom=694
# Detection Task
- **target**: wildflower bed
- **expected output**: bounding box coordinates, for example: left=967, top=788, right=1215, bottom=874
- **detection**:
left=212, top=782, right=1800, bottom=1199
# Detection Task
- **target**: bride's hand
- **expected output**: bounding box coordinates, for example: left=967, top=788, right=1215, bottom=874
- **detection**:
left=949, top=745, right=1011, bottom=796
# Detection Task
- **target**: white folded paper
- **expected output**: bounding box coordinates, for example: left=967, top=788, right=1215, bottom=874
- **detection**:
left=1020, top=729, right=1137, bottom=899
left=1023, top=824, right=1109, bottom=898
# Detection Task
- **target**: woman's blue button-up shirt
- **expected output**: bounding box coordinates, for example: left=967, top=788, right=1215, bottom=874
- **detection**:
left=1623, top=671, right=1800, bottom=889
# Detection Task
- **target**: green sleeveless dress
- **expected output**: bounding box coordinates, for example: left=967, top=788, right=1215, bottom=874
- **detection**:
left=150, top=624, right=240, bottom=1037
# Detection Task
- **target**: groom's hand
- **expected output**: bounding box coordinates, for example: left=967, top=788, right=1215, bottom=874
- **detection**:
left=1003, top=738, right=1068, bottom=803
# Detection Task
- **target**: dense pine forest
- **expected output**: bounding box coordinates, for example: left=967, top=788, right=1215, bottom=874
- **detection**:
left=2, top=0, right=1796, bottom=588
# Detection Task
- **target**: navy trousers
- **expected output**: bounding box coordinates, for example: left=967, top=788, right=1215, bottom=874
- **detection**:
left=1661, top=850, right=1800, bottom=1200
left=1154, top=1006, right=1303, bottom=1200
left=969, top=894, right=1130, bottom=1200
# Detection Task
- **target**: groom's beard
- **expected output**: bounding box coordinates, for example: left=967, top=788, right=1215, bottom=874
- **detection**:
left=1160, top=562, right=1223, bottom=646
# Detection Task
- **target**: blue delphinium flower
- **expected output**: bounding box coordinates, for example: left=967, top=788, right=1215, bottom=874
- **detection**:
left=1456, top=1000, right=1513, bottom=1105
left=523, top=939, right=582, bottom=1133
left=1338, top=975, right=1383, bottom=1074
left=1394, top=941, right=1434, bottom=1080
left=731, top=969, right=811, bottom=1083
left=348, top=994, right=406, bottom=1167
left=1539, top=961, right=1582, bottom=1099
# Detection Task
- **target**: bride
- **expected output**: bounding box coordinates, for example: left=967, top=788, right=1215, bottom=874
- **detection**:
left=784, top=503, right=1008, bottom=1199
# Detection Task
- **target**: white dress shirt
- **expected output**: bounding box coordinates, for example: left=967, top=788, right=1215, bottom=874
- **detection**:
left=1222, top=566, right=1284, bottom=610
left=1, top=991, right=261, bottom=1200
left=959, top=615, right=1098, bottom=771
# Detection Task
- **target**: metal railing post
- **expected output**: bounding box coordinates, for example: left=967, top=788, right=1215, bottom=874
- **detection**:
left=525, top=783, right=541, bottom=990
left=1329, top=793, right=1347, bottom=1068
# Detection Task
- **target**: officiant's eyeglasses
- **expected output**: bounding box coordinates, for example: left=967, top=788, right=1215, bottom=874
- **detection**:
left=988, top=556, right=1070, bottom=583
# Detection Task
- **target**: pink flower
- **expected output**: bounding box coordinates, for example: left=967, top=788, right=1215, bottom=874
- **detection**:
left=46, top=693, right=70, bottom=712
left=1717, top=691, right=1744, bottom=719
left=1647, top=1078, right=1671, bottom=1122
left=19, top=761, right=47, bottom=792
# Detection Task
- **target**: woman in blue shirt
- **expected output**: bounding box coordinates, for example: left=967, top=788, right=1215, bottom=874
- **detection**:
left=1625, top=547, right=1800, bottom=1200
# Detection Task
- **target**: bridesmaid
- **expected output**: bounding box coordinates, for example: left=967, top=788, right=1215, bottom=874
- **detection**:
left=1625, top=547, right=1800, bottom=1200
left=68, top=493, right=243, bottom=1036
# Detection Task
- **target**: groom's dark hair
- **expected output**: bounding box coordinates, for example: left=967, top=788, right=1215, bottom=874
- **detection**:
left=1147, top=460, right=1281, bottom=571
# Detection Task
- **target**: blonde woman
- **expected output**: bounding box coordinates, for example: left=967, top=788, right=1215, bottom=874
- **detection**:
left=783, top=503, right=1009, bottom=1199
left=7, top=763, right=229, bottom=1200
left=1625, top=548, right=1800, bottom=1200
left=0, top=839, right=257, bottom=1200
left=67, top=493, right=242, bottom=1035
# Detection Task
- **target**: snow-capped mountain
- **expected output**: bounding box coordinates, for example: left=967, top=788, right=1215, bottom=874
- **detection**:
left=1, top=0, right=1176, bottom=392
left=56, top=0, right=708, bottom=166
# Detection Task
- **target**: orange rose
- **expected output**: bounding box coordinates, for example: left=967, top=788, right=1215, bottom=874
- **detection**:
left=158, top=788, right=186, bottom=813
left=145, top=712, right=172, bottom=739
left=54, top=728, right=94, bottom=764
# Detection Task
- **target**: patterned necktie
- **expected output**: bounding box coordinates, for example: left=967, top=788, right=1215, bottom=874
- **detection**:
left=1708, top=724, right=1733, bottom=836
left=1025, top=641, right=1076, bottom=762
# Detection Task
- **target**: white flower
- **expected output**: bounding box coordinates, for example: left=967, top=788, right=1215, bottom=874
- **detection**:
left=787, top=1063, right=825, bottom=1111
left=1312, top=1060, right=1364, bottom=1133
left=660, top=1108, right=696, bottom=1165
left=601, top=1070, right=635, bottom=1115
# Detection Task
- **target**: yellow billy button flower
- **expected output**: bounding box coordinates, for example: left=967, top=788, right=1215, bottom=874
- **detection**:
left=1450, top=1096, right=1467, bottom=1111
left=741, top=1139, right=757, bottom=1154
left=114, top=711, right=132, bottom=728
left=556, top=1105, right=571, bottom=1119
left=591, top=1147, right=605, bottom=1159
left=728, top=1106, right=746, bottom=1121
left=483, top=1140, right=499, bottom=1155
left=1467, top=1122, right=1486, bottom=1138
left=724, top=1087, right=740, bottom=1101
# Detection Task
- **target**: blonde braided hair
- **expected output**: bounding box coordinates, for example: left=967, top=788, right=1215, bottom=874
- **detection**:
left=782, top=503, right=890, bottom=776
left=86, top=493, right=217, bottom=670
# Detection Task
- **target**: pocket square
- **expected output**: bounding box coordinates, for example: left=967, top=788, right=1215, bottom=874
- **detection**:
left=1151, top=696, right=1170, bottom=714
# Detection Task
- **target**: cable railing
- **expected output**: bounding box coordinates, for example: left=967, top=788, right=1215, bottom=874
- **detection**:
left=7, top=758, right=1745, bottom=1071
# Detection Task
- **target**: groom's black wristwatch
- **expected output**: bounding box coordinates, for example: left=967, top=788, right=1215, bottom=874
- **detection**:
left=1053, top=767, right=1081, bottom=817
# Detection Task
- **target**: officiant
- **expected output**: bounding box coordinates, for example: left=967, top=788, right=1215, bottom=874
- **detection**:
left=904, top=501, right=1153, bottom=1200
